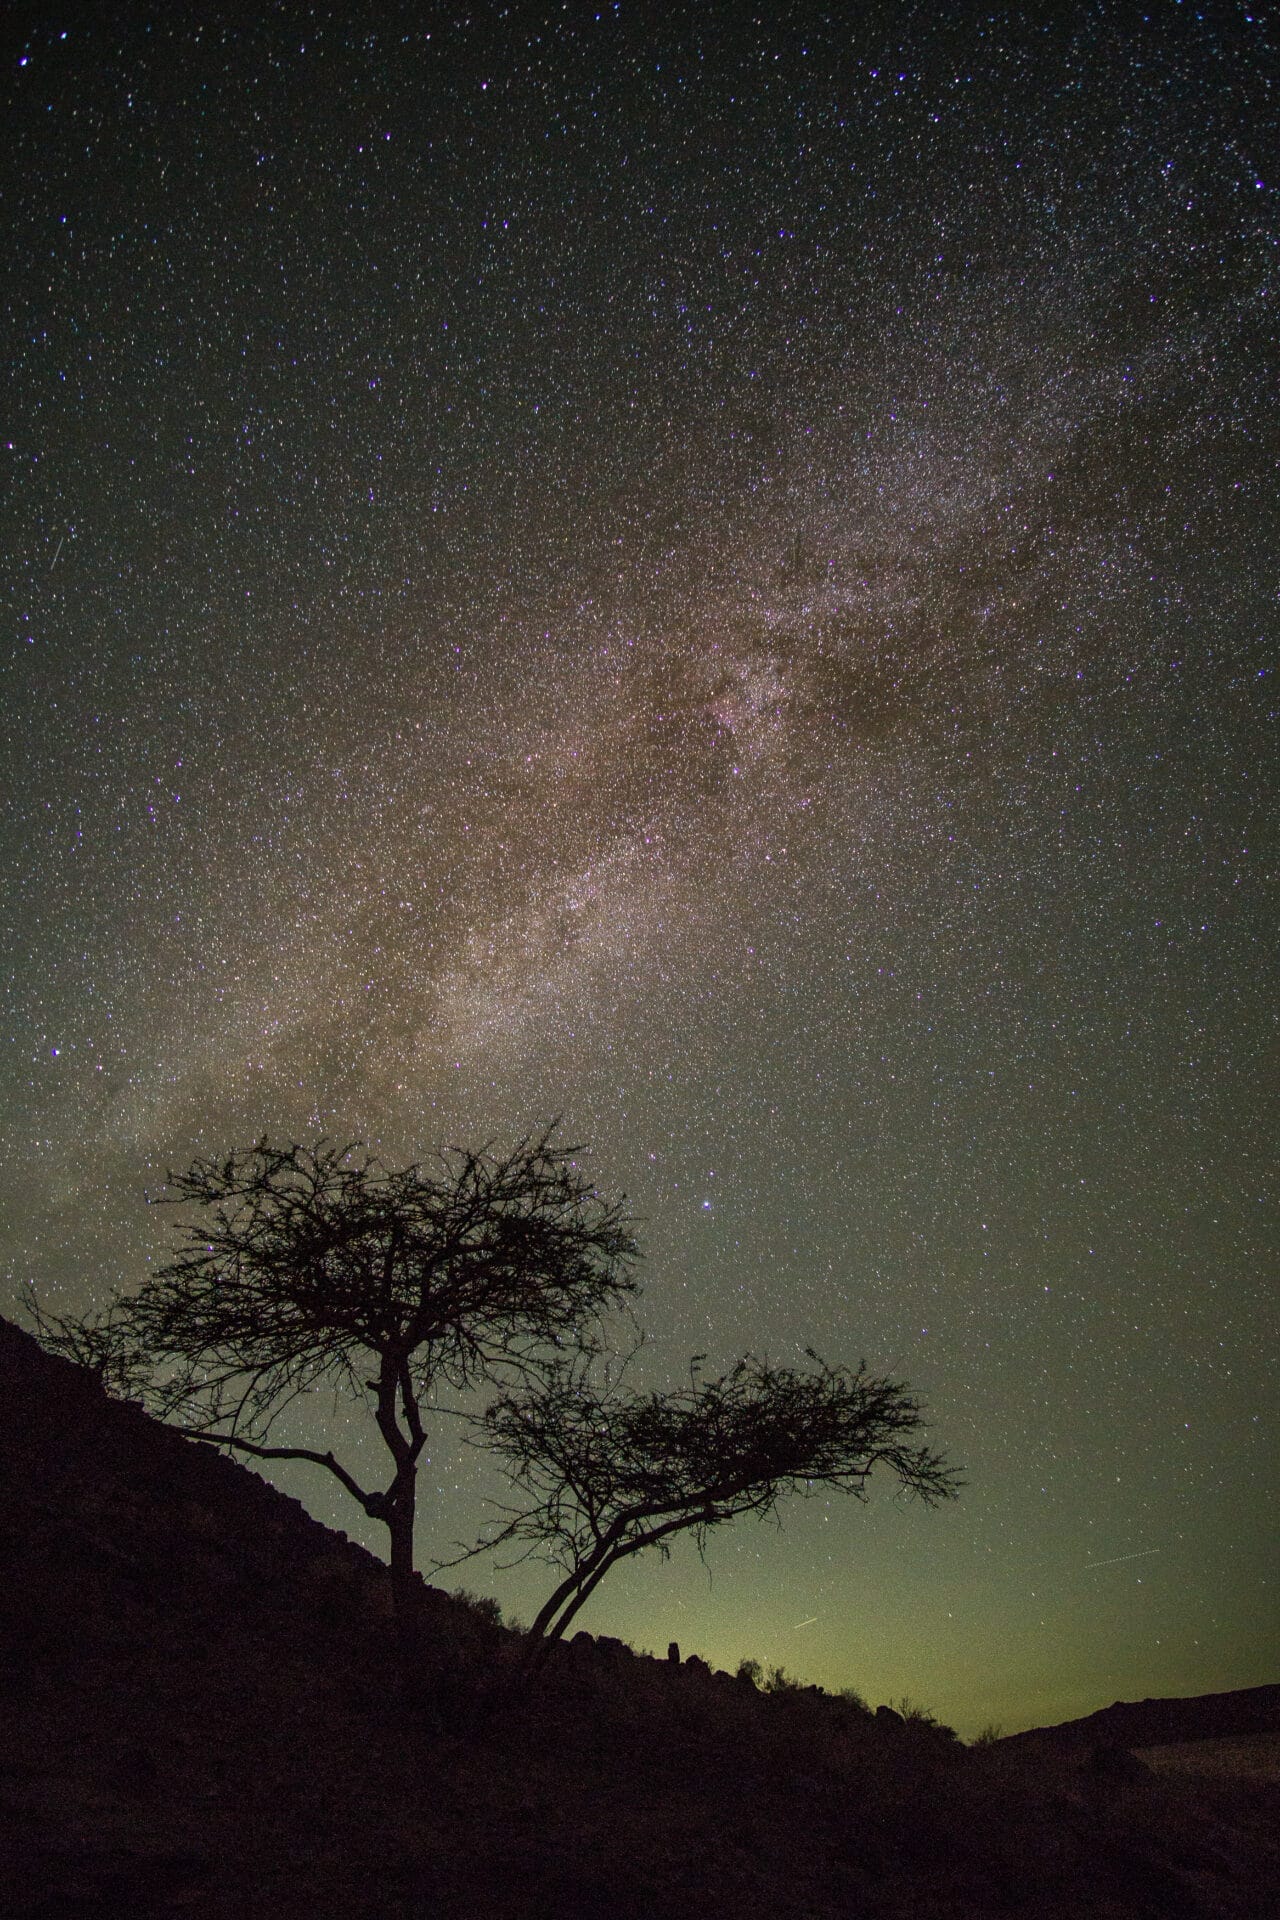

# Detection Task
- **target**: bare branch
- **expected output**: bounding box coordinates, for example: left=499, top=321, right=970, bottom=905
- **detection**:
left=477, top=1350, right=960, bottom=1657
left=23, top=1128, right=640, bottom=1604
left=177, top=1429, right=380, bottom=1513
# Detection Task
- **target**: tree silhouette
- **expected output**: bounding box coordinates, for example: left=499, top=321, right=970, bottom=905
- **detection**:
left=474, top=1351, right=960, bottom=1673
left=27, top=1131, right=637, bottom=1648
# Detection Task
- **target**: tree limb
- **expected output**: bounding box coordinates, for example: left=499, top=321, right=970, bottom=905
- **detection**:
left=177, top=1428, right=382, bottom=1514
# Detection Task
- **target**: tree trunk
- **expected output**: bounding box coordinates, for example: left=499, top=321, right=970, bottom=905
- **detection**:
left=527, top=1553, right=617, bottom=1669
left=385, top=1469, right=422, bottom=1689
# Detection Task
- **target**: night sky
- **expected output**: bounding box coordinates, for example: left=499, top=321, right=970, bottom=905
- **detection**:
left=5, top=4, right=1277, bottom=1736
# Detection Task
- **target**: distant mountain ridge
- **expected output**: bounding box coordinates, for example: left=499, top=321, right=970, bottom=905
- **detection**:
left=1008, top=1687, right=1280, bottom=1753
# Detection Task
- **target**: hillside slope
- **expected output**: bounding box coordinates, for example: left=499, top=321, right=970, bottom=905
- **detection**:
left=2, top=1315, right=1276, bottom=1919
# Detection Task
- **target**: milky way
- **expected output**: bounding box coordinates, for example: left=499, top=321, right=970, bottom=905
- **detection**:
left=4, top=6, right=1275, bottom=1732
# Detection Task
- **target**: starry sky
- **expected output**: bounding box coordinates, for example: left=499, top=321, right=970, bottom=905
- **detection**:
left=4, top=3, right=1277, bottom=1736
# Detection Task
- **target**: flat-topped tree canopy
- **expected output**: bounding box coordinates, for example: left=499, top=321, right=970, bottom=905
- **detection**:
left=136, top=1131, right=637, bottom=1404
left=28, top=1128, right=638, bottom=1619
left=473, top=1350, right=960, bottom=1666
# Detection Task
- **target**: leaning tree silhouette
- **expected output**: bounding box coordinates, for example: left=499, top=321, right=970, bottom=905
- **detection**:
left=464, top=1348, right=960, bottom=1678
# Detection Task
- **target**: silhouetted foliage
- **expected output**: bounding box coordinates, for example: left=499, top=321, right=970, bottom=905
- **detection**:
left=26, top=1129, right=637, bottom=1641
left=895, top=1695, right=960, bottom=1740
left=452, top=1588, right=505, bottom=1630
left=474, top=1350, right=960, bottom=1672
left=7, top=1291, right=1276, bottom=1920
left=733, top=1658, right=805, bottom=1694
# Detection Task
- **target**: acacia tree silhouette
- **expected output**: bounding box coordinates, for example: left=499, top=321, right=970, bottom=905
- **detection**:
left=471, top=1351, right=960, bottom=1675
left=27, top=1130, right=637, bottom=1655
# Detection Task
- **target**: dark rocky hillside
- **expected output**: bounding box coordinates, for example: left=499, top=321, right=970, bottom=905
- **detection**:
left=2, top=1314, right=1277, bottom=1919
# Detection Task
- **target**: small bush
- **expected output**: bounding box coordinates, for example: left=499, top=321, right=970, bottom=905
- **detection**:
left=734, top=1657, right=803, bottom=1693
left=896, top=1696, right=959, bottom=1740
left=763, top=1663, right=802, bottom=1694
left=970, top=1722, right=1004, bottom=1749
left=452, top=1589, right=504, bottom=1629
